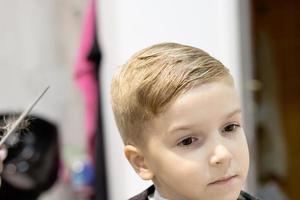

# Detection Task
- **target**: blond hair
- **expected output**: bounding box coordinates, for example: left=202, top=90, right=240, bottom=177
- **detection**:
left=111, top=42, right=230, bottom=146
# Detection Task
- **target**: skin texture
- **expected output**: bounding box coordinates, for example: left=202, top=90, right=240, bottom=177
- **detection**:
left=125, top=77, right=250, bottom=200
left=0, top=146, right=7, bottom=186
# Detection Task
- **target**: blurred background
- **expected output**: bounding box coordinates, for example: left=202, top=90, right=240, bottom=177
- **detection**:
left=0, top=0, right=299, bottom=199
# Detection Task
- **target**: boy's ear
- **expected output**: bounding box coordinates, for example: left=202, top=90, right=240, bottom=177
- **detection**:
left=124, top=145, right=154, bottom=180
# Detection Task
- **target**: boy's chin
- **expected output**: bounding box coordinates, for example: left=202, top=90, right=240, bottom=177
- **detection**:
left=205, top=186, right=242, bottom=200
left=214, top=189, right=241, bottom=200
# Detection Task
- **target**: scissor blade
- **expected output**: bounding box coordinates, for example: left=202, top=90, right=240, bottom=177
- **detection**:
left=0, top=86, right=50, bottom=146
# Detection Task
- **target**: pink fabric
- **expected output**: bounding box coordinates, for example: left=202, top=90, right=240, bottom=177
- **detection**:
left=74, top=0, right=97, bottom=162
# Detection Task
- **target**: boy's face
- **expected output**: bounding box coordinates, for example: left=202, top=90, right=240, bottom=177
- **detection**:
left=142, top=77, right=249, bottom=200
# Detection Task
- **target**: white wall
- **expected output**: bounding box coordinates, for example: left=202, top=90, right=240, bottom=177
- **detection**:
left=0, top=0, right=87, bottom=147
left=97, top=0, right=256, bottom=199
left=0, top=0, right=88, bottom=199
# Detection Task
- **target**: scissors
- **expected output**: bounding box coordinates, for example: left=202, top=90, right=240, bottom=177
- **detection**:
left=0, top=86, right=50, bottom=146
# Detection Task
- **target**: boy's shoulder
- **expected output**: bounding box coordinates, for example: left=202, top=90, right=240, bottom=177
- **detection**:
left=128, top=185, right=155, bottom=200
left=128, top=185, right=260, bottom=200
left=239, top=190, right=261, bottom=200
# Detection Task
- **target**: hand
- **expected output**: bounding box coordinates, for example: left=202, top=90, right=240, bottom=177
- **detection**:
left=0, top=146, right=7, bottom=186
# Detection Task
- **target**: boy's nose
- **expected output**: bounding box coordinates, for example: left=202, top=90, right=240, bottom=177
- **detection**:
left=209, top=144, right=232, bottom=167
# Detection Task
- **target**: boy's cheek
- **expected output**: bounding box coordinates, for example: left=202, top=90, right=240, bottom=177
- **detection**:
left=237, top=136, right=250, bottom=181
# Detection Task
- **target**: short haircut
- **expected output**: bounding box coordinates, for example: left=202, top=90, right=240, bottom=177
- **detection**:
left=111, top=42, right=230, bottom=146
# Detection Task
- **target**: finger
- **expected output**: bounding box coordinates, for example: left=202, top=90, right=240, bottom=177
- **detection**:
left=0, top=147, right=7, bottom=161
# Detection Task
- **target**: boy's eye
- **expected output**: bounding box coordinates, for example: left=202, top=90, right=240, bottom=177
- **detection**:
left=222, top=123, right=240, bottom=133
left=177, top=137, right=198, bottom=147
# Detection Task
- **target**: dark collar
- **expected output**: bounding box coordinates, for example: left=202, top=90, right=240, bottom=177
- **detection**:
left=129, top=185, right=259, bottom=200
left=129, top=185, right=155, bottom=200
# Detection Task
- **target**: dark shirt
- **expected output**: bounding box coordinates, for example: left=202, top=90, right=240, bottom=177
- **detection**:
left=129, top=185, right=260, bottom=200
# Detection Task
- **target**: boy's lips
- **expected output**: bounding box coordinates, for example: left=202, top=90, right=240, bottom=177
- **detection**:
left=208, top=175, right=238, bottom=185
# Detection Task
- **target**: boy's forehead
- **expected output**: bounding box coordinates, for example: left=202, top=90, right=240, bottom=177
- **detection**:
left=166, top=76, right=235, bottom=108
left=147, top=78, right=240, bottom=132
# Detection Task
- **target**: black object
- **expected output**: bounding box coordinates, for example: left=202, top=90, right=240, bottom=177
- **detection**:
left=129, top=185, right=260, bottom=200
left=0, top=114, right=60, bottom=200
left=87, top=29, right=108, bottom=200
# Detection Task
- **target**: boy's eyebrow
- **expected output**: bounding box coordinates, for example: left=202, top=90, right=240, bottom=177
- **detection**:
left=167, top=125, right=192, bottom=135
left=225, top=108, right=242, bottom=119
left=166, top=108, right=242, bottom=135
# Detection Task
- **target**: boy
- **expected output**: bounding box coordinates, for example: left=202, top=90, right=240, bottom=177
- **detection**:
left=111, top=43, right=258, bottom=200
